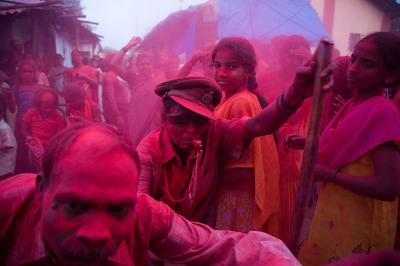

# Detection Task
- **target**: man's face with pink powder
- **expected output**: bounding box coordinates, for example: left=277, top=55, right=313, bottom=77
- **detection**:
left=35, top=130, right=139, bottom=266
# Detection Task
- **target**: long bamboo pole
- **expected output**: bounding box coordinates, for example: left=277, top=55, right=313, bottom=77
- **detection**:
left=288, top=38, right=333, bottom=256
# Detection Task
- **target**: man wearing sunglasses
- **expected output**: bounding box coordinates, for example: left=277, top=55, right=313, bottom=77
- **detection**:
left=137, top=44, right=336, bottom=230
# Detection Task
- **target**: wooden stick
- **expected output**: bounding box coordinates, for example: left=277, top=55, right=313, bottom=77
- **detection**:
left=288, top=38, right=333, bottom=256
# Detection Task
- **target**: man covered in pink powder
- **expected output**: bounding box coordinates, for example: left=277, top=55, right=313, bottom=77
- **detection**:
left=0, top=122, right=300, bottom=266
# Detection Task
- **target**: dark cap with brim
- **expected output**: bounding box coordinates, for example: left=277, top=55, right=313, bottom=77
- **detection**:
left=155, top=77, right=222, bottom=120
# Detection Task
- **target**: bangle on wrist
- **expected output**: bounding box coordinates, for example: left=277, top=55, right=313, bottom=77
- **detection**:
left=331, top=168, right=339, bottom=184
left=276, top=93, right=296, bottom=115
left=291, top=81, right=312, bottom=98
left=122, top=46, right=129, bottom=53
left=280, top=89, right=302, bottom=110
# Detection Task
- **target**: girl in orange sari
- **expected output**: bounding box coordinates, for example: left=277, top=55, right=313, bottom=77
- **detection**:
left=286, top=32, right=400, bottom=265
left=212, top=37, right=280, bottom=235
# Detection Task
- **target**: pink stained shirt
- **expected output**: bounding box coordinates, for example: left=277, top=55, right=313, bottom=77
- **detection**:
left=137, top=117, right=252, bottom=222
left=0, top=174, right=300, bottom=266
left=22, top=109, right=66, bottom=148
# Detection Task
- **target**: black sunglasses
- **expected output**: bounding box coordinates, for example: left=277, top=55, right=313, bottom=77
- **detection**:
left=166, top=114, right=210, bottom=127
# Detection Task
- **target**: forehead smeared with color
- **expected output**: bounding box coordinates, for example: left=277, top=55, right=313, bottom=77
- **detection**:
left=42, top=123, right=141, bottom=186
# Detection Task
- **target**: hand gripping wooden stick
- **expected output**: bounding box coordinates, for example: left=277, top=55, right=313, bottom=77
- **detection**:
left=288, top=38, right=333, bottom=256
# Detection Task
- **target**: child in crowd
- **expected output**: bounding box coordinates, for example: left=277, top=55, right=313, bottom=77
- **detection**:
left=62, top=82, right=102, bottom=124
left=211, top=37, right=280, bottom=235
left=9, top=60, right=44, bottom=173
left=21, top=88, right=65, bottom=172
left=0, top=96, right=17, bottom=180
left=21, top=88, right=65, bottom=148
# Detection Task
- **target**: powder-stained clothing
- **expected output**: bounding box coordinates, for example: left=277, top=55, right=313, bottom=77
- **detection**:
left=0, top=173, right=301, bottom=266
left=124, top=71, right=164, bottom=146
left=298, top=97, right=400, bottom=266
left=11, top=84, right=44, bottom=174
left=11, top=84, right=43, bottom=125
left=214, top=91, right=280, bottom=234
left=257, top=69, right=313, bottom=244
left=0, top=119, right=17, bottom=176
left=67, top=100, right=102, bottom=124
left=138, top=117, right=251, bottom=223
left=66, top=65, right=100, bottom=104
left=22, top=109, right=65, bottom=148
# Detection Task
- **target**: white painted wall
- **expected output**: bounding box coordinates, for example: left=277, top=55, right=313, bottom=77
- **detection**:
left=310, top=0, right=388, bottom=56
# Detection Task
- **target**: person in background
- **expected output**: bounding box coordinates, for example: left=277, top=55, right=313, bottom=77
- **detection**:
left=154, top=49, right=170, bottom=79
left=66, top=50, right=99, bottom=104
left=211, top=37, right=280, bottom=235
left=21, top=88, right=65, bottom=172
left=176, top=43, right=214, bottom=79
left=9, top=60, right=44, bottom=174
left=111, top=37, right=165, bottom=146
left=34, top=56, right=50, bottom=87
left=163, top=57, right=180, bottom=80
left=62, top=82, right=101, bottom=124
left=22, top=53, right=49, bottom=87
left=101, top=52, right=129, bottom=133
left=257, top=35, right=313, bottom=244
left=0, top=96, right=16, bottom=181
left=48, top=54, right=68, bottom=113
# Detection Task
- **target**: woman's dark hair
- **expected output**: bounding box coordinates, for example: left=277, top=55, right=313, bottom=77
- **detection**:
left=359, top=32, right=400, bottom=87
left=15, top=60, right=37, bottom=86
left=62, top=82, right=86, bottom=98
left=136, top=52, right=153, bottom=67
left=42, top=122, right=141, bottom=187
left=101, top=52, right=115, bottom=72
left=33, top=88, right=59, bottom=111
left=211, top=37, right=259, bottom=93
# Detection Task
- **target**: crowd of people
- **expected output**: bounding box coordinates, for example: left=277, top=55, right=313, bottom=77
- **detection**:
left=1, top=31, right=400, bottom=266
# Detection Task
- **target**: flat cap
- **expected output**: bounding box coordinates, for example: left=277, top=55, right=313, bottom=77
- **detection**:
left=155, top=77, right=222, bottom=120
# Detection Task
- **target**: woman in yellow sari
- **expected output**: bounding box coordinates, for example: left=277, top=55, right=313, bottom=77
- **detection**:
left=286, top=32, right=400, bottom=265
left=212, top=37, right=280, bottom=235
